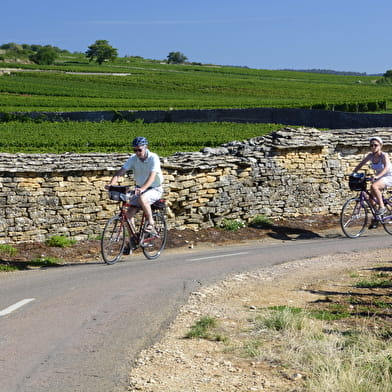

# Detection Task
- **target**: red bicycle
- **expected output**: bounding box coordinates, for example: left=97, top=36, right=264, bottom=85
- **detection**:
left=101, top=186, right=167, bottom=264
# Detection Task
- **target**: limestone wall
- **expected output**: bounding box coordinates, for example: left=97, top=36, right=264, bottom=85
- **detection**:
left=1, top=127, right=391, bottom=243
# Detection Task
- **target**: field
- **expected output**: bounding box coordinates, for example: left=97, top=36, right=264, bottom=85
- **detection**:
left=0, top=121, right=284, bottom=155
left=0, top=55, right=391, bottom=113
left=0, top=54, right=391, bottom=154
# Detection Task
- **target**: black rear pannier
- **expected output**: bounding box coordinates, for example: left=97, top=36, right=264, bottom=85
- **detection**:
left=349, top=173, right=366, bottom=191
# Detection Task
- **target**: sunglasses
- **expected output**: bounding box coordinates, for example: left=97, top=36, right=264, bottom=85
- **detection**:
left=133, top=148, right=144, bottom=152
left=370, top=144, right=380, bottom=147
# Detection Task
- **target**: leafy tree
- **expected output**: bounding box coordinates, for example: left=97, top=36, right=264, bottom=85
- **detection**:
left=383, top=70, right=392, bottom=78
left=85, top=40, right=118, bottom=65
left=29, top=47, right=58, bottom=65
left=167, top=51, right=187, bottom=64
left=0, top=42, right=18, bottom=50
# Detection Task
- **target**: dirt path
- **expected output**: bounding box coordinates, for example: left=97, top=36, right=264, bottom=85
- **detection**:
left=128, top=247, right=392, bottom=391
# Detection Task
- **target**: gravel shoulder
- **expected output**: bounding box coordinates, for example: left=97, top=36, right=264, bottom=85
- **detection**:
left=127, top=245, right=392, bottom=392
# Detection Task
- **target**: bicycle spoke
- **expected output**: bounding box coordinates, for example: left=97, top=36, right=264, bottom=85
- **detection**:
left=142, top=212, right=167, bottom=260
left=101, top=216, right=126, bottom=264
left=382, top=202, right=392, bottom=235
left=340, top=197, right=368, bottom=238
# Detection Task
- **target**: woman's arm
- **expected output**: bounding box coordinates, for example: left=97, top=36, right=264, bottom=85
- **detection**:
left=353, top=153, right=371, bottom=172
left=374, top=153, right=391, bottom=179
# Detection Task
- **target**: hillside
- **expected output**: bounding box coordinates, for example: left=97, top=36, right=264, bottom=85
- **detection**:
left=0, top=49, right=390, bottom=114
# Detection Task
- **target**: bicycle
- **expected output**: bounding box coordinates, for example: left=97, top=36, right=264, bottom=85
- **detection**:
left=101, top=185, right=168, bottom=264
left=340, top=173, right=392, bottom=238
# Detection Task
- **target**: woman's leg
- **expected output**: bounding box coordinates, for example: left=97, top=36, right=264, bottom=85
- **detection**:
left=371, top=179, right=386, bottom=212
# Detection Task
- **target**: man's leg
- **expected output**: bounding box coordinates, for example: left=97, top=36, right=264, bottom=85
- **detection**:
left=138, top=193, right=154, bottom=227
left=126, top=206, right=138, bottom=228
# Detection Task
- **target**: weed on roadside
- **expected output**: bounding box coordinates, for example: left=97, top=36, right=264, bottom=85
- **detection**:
left=185, top=316, right=228, bottom=342
left=0, top=244, right=18, bottom=257
left=45, top=235, right=77, bottom=247
left=220, top=219, right=246, bottom=231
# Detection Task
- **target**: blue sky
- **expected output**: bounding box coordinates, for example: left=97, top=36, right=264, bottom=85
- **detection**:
left=2, top=0, right=390, bottom=74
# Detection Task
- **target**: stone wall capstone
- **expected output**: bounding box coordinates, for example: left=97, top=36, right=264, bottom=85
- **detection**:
left=1, top=127, right=391, bottom=243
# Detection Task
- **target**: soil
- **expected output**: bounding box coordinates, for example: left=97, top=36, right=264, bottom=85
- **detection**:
left=1, top=214, right=391, bottom=391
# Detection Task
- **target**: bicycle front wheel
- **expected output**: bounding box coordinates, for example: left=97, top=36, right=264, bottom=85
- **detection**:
left=142, top=212, right=168, bottom=260
left=101, top=216, right=126, bottom=264
left=382, top=202, right=392, bottom=235
left=340, top=197, right=369, bottom=238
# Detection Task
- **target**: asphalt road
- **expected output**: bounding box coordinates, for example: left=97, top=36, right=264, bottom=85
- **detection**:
left=1, top=232, right=391, bottom=392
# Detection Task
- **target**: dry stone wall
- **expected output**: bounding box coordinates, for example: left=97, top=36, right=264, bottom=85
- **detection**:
left=1, top=127, right=391, bottom=243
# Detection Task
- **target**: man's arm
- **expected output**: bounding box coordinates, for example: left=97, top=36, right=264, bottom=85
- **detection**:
left=136, top=171, right=157, bottom=195
left=106, top=167, right=128, bottom=189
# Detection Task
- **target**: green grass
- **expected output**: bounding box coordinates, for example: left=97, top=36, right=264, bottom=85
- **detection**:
left=45, top=235, right=77, bottom=247
left=0, top=257, right=62, bottom=272
left=250, top=214, right=273, bottom=228
left=0, top=244, right=18, bottom=257
left=185, top=316, right=227, bottom=342
left=355, top=279, right=392, bottom=288
left=29, top=256, right=62, bottom=266
left=258, top=306, right=307, bottom=331
left=355, top=272, right=392, bottom=289
left=0, top=263, right=18, bottom=272
left=220, top=218, right=246, bottom=231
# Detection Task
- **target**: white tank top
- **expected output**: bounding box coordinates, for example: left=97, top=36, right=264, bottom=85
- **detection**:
left=371, top=152, right=392, bottom=176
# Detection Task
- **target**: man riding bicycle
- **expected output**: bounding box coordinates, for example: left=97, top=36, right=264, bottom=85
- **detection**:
left=106, top=137, right=164, bottom=236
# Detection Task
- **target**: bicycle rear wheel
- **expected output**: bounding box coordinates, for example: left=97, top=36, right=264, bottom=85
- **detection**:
left=101, top=216, right=126, bottom=264
left=141, top=212, right=167, bottom=260
left=340, top=197, right=369, bottom=238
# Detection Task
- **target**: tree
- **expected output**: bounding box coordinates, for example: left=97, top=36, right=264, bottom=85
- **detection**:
left=383, top=70, right=392, bottom=78
left=85, top=40, right=118, bottom=65
left=29, top=47, right=58, bottom=65
left=167, top=51, right=187, bottom=64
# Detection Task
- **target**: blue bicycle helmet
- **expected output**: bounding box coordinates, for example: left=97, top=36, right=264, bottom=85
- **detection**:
left=132, top=136, right=148, bottom=147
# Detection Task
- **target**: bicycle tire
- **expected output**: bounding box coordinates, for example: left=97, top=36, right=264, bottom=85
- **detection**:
left=141, top=212, right=167, bottom=260
left=340, top=197, right=369, bottom=238
left=101, top=215, right=126, bottom=264
left=382, top=202, right=392, bottom=235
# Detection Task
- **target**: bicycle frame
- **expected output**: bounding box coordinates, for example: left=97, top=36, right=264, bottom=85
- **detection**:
left=358, top=188, right=392, bottom=223
left=341, top=176, right=392, bottom=238
left=118, top=201, right=146, bottom=244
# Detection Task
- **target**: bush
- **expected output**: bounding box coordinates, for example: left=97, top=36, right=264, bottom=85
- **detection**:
left=29, top=47, right=58, bottom=65
left=220, top=218, right=246, bottom=231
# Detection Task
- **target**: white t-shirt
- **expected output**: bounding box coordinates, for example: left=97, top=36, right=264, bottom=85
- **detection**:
left=122, top=149, right=163, bottom=188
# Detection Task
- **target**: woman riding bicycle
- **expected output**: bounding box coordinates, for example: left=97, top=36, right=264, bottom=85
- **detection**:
left=352, top=136, right=392, bottom=217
